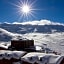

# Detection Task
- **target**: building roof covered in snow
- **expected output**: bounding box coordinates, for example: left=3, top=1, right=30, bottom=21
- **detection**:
left=0, top=50, right=26, bottom=60
left=0, top=44, right=8, bottom=50
left=21, top=52, right=64, bottom=64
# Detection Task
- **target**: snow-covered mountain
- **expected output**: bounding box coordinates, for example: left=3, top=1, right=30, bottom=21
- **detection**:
left=0, top=28, right=22, bottom=42
left=0, top=20, right=64, bottom=34
left=0, top=20, right=64, bottom=42
left=0, top=20, right=64, bottom=54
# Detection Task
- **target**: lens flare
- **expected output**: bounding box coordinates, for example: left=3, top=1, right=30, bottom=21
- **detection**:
left=11, top=0, right=38, bottom=21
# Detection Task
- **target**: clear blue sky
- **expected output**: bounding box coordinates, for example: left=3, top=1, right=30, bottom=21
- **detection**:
left=0, top=0, right=64, bottom=23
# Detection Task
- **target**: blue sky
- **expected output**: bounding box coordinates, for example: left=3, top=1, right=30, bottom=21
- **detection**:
left=0, top=0, right=64, bottom=23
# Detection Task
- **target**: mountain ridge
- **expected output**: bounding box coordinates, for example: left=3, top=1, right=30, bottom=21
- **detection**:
left=0, top=20, right=64, bottom=42
left=0, top=20, right=64, bottom=54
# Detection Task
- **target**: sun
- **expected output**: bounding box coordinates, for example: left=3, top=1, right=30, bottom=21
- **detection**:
left=21, top=5, right=30, bottom=14
left=11, top=0, right=37, bottom=21
left=20, top=1, right=33, bottom=17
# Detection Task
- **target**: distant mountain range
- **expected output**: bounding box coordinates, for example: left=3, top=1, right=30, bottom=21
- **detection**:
left=0, top=20, right=64, bottom=54
left=0, top=20, right=64, bottom=42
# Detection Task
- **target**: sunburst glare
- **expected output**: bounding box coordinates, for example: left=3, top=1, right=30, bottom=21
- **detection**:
left=11, top=0, right=37, bottom=21
left=21, top=5, right=30, bottom=14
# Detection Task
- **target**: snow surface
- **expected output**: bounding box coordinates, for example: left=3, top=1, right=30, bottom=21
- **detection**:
left=0, top=28, right=19, bottom=36
left=13, top=62, right=21, bottom=64
left=23, top=33, right=64, bottom=55
left=0, top=30, right=64, bottom=55
left=0, top=20, right=64, bottom=64
left=21, top=52, right=63, bottom=64
left=0, top=43, right=9, bottom=49
left=0, top=28, right=22, bottom=41
left=0, top=50, right=26, bottom=60
left=0, top=20, right=64, bottom=55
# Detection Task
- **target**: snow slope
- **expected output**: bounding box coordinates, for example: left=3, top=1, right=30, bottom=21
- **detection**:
left=23, top=33, right=64, bottom=55
left=0, top=28, right=22, bottom=42
left=0, top=20, right=64, bottom=54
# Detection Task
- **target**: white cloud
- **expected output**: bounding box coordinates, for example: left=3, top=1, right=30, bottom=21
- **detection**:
left=3, top=22, right=11, bottom=24
left=13, top=19, right=64, bottom=26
